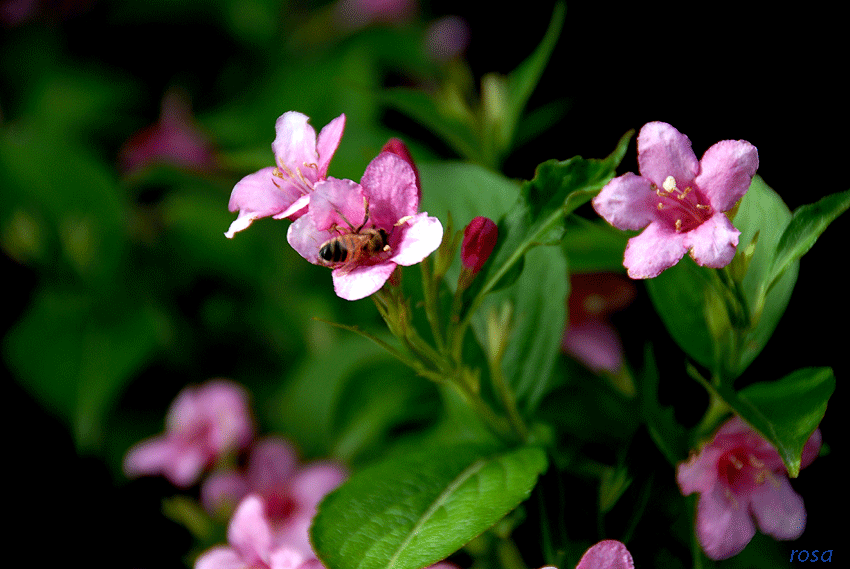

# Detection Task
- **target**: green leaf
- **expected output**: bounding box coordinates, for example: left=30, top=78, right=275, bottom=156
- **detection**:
left=312, top=443, right=548, bottom=569
left=469, top=131, right=632, bottom=308
left=3, top=287, right=164, bottom=451
left=732, top=367, right=834, bottom=477
left=765, top=188, right=850, bottom=293
left=498, top=1, right=566, bottom=156
left=646, top=176, right=797, bottom=378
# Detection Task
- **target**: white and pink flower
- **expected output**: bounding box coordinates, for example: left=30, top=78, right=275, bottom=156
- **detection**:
left=592, top=122, right=759, bottom=279
left=225, top=111, right=346, bottom=238
left=676, top=416, right=822, bottom=560
left=286, top=149, right=443, bottom=301
left=123, top=379, right=255, bottom=487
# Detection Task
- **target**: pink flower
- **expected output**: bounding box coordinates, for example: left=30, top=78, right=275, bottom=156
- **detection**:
left=539, top=540, right=634, bottom=569
left=225, top=111, right=346, bottom=238
left=201, top=437, right=347, bottom=558
left=592, top=122, right=759, bottom=279
left=119, top=88, right=217, bottom=174
left=424, top=16, right=471, bottom=62
left=287, top=150, right=443, bottom=300
left=561, top=273, right=635, bottom=374
left=461, top=216, right=498, bottom=275
left=195, top=495, right=324, bottom=569
left=333, top=0, right=417, bottom=30
left=676, top=416, right=822, bottom=560
left=123, top=379, right=255, bottom=487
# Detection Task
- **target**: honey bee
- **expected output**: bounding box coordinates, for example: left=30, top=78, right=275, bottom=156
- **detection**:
left=317, top=198, right=395, bottom=274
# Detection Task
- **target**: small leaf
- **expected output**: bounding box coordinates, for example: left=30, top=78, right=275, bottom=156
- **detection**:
left=733, top=367, right=834, bottom=477
left=312, top=443, right=548, bottom=569
left=765, top=188, right=850, bottom=293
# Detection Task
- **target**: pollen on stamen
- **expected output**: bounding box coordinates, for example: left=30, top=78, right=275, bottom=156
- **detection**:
left=662, top=176, right=677, bottom=192
left=675, top=219, right=683, bottom=232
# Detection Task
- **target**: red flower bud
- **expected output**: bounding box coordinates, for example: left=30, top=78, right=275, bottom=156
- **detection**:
left=461, top=216, right=498, bottom=274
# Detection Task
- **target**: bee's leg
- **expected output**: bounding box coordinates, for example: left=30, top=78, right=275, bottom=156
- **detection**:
left=356, top=196, right=370, bottom=232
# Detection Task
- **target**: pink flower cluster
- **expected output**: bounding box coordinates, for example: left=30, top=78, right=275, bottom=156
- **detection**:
left=122, top=379, right=348, bottom=568
left=226, top=111, right=443, bottom=301
left=677, top=416, right=821, bottom=560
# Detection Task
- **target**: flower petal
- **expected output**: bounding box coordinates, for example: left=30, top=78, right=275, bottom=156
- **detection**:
left=575, top=540, right=635, bottom=569
left=695, top=139, right=759, bottom=212
left=332, top=262, right=397, bottom=300
left=194, top=546, right=245, bottom=569
left=287, top=214, right=324, bottom=264
left=562, top=320, right=623, bottom=374
left=696, top=486, right=756, bottom=560
left=390, top=213, right=443, bottom=266
left=592, top=172, right=656, bottom=231
left=291, top=461, right=348, bottom=513
left=622, top=222, right=688, bottom=279
left=637, top=122, right=700, bottom=187
left=228, top=495, right=274, bottom=566
left=676, top=445, right=725, bottom=495
left=800, top=429, right=822, bottom=470
left=360, top=152, right=420, bottom=228
left=272, top=112, right=320, bottom=181
left=247, top=437, right=299, bottom=491
left=226, top=167, right=298, bottom=238
left=749, top=476, right=806, bottom=541
left=316, top=113, right=346, bottom=177
left=684, top=213, right=740, bottom=268
left=310, top=178, right=367, bottom=232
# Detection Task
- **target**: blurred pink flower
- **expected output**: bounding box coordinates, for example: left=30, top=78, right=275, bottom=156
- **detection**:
left=287, top=150, right=443, bottom=300
left=562, top=273, right=635, bottom=374
left=539, top=540, right=634, bottom=569
left=201, top=437, right=347, bottom=559
left=119, top=88, right=217, bottom=174
left=677, top=416, right=822, bottom=560
left=195, top=495, right=324, bottom=569
left=592, top=122, right=758, bottom=278
left=225, top=111, right=346, bottom=238
left=424, top=16, right=470, bottom=62
left=123, top=379, right=254, bottom=487
left=333, top=0, right=417, bottom=30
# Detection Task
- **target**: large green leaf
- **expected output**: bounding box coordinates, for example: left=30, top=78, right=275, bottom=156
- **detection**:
left=646, top=176, right=797, bottom=378
left=764, top=188, right=850, bottom=294
left=312, top=443, right=548, bottom=569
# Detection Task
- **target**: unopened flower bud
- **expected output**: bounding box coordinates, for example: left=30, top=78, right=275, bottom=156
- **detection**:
left=461, top=216, right=498, bottom=275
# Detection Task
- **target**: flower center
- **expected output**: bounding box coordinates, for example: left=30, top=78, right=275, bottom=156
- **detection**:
left=653, top=175, right=713, bottom=233
left=273, top=161, right=319, bottom=196
left=718, top=447, right=779, bottom=493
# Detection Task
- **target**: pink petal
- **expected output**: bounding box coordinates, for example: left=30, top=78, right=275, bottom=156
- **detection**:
left=332, top=262, right=398, bottom=300
left=226, top=167, right=299, bottom=238
left=622, top=222, right=688, bottom=279
left=575, top=540, right=635, bottom=569
left=291, top=461, right=348, bottom=513
left=676, top=445, right=724, bottom=495
left=123, top=437, right=180, bottom=479
left=684, top=213, right=740, bottom=268
left=637, top=122, right=700, bottom=187
left=201, top=470, right=250, bottom=516
left=309, top=178, right=368, bottom=232
left=194, top=546, right=246, bottom=569
left=287, top=215, right=324, bottom=264
left=389, top=213, right=443, bottom=266
left=247, top=438, right=300, bottom=491
left=229, top=495, right=274, bottom=566
left=749, top=476, right=806, bottom=540
left=275, top=194, right=311, bottom=221
left=360, top=152, right=420, bottom=229
left=592, top=172, right=656, bottom=231
left=272, top=112, right=320, bottom=182
left=800, top=429, right=822, bottom=469
left=315, top=114, right=346, bottom=178
left=167, top=446, right=211, bottom=487
left=695, top=139, right=759, bottom=212
left=695, top=486, right=756, bottom=560
left=562, top=320, right=624, bottom=374
left=269, top=547, right=307, bottom=569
